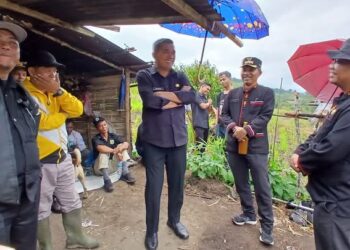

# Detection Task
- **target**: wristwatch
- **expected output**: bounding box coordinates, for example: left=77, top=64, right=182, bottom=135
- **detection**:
left=53, top=88, right=64, bottom=97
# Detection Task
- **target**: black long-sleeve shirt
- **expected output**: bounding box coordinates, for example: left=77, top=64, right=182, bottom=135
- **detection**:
left=221, top=85, right=275, bottom=154
left=296, top=93, right=350, bottom=216
left=136, top=67, right=195, bottom=148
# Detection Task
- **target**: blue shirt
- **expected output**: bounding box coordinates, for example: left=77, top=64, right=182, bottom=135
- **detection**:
left=136, top=67, right=195, bottom=148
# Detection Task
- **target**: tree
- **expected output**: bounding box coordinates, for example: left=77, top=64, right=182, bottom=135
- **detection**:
left=176, top=60, right=222, bottom=103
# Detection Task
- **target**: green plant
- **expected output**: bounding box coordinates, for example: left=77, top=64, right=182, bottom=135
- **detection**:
left=187, top=136, right=234, bottom=185
left=268, top=158, right=309, bottom=201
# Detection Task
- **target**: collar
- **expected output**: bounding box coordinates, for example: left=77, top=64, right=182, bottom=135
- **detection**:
left=150, top=66, right=176, bottom=76
left=243, top=83, right=258, bottom=93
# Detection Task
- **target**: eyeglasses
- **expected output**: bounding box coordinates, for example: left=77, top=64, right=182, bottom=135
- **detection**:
left=333, top=59, right=350, bottom=65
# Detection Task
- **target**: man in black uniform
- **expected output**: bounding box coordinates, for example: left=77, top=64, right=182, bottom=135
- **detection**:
left=291, top=39, right=350, bottom=250
left=221, top=57, right=275, bottom=245
left=215, top=71, right=233, bottom=138
left=136, top=38, right=195, bottom=250
left=191, top=82, right=212, bottom=152
left=0, top=21, right=42, bottom=250
left=92, top=116, right=135, bottom=192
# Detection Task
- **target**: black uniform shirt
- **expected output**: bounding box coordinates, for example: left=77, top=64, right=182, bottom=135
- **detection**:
left=136, top=67, right=195, bottom=148
left=296, top=93, right=350, bottom=216
left=92, top=132, right=124, bottom=160
left=216, top=92, right=228, bottom=126
left=221, top=85, right=275, bottom=154
left=191, top=92, right=209, bottom=129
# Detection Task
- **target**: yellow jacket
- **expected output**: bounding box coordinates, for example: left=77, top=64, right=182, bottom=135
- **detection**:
left=23, top=78, right=83, bottom=160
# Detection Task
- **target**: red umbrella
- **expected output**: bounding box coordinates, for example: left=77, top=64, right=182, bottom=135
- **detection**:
left=288, top=39, right=345, bottom=101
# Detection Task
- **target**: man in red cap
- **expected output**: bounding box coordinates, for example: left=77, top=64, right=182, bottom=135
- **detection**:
left=0, top=21, right=41, bottom=250
left=291, top=38, right=350, bottom=250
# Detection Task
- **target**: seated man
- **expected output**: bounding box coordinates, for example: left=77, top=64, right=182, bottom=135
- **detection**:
left=66, top=120, right=91, bottom=168
left=92, top=117, right=136, bottom=192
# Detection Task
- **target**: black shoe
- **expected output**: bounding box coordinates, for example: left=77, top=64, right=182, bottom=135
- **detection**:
left=167, top=221, right=189, bottom=239
left=120, top=172, right=136, bottom=184
left=259, top=228, right=274, bottom=246
left=144, top=233, right=158, bottom=250
left=232, top=214, right=257, bottom=226
left=103, top=179, right=114, bottom=192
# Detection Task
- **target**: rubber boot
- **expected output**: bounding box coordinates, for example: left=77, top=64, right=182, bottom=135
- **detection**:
left=37, top=217, right=53, bottom=250
left=62, top=209, right=99, bottom=249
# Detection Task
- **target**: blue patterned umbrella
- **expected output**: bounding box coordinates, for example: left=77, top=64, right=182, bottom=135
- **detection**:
left=161, top=0, right=269, bottom=40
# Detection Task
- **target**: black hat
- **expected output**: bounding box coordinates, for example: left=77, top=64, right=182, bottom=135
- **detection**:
left=328, top=39, right=350, bottom=60
left=241, top=57, right=262, bottom=69
left=27, top=50, right=65, bottom=69
left=0, top=21, right=27, bottom=43
left=93, top=116, right=105, bottom=127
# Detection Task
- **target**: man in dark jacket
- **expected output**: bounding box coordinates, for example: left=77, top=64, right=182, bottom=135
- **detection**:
left=137, top=38, right=195, bottom=250
left=191, top=82, right=212, bottom=152
left=221, top=57, right=275, bottom=246
left=291, top=39, right=350, bottom=250
left=0, top=21, right=42, bottom=250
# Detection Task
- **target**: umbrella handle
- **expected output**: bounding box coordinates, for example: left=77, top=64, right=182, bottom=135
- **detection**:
left=196, top=30, right=209, bottom=84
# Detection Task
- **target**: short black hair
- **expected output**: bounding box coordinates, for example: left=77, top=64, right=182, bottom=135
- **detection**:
left=219, top=71, right=231, bottom=79
left=153, top=38, right=174, bottom=52
left=200, top=81, right=211, bottom=88
left=93, top=116, right=106, bottom=127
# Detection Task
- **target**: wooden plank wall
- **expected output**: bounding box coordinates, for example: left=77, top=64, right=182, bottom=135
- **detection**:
left=72, top=74, right=129, bottom=149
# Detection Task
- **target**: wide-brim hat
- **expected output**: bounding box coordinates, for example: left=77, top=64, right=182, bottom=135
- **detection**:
left=0, top=21, right=27, bottom=43
left=328, top=39, right=350, bottom=60
left=27, top=50, right=65, bottom=69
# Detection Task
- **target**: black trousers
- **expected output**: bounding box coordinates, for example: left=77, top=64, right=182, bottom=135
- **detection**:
left=227, top=153, right=274, bottom=232
left=143, top=142, right=187, bottom=235
left=313, top=202, right=350, bottom=250
left=0, top=186, right=40, bottom=250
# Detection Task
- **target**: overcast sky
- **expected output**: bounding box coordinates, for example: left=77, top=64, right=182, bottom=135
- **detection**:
left=89, top=0, right=350, bottom=91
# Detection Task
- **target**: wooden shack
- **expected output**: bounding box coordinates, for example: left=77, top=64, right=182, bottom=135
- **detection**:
left=0, top=0, right=240, bottom=147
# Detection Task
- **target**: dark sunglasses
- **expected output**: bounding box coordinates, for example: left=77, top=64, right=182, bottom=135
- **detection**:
left=333, top=59, right=350, bottom=65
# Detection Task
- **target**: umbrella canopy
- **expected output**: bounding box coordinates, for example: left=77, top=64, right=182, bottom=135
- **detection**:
left=160, top=0, right=269, bottom=40
left=288, top=39, right=344, bottom=101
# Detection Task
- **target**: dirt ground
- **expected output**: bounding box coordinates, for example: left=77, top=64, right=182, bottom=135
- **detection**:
left=51, top=164, right=315, bottom=250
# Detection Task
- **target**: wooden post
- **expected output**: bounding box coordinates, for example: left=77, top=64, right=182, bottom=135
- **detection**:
left=125, top=68, right=132, bottom=148
left=0, top=0, right=95, bottom=37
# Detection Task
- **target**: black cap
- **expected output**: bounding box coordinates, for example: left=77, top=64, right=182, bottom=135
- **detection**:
left=328, top=39, right=350, bottom=60
left=241, top=57, right=262, bottom=69
left=93, top=116, right=105, bottom=127
left=27, top=50, right=65, bottom=69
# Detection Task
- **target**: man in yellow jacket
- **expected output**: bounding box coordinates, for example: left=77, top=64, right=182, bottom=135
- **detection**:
left=24, top=50, right=99, bottom=250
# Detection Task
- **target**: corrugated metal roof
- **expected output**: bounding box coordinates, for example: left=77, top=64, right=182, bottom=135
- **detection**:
left=0, top=0, right=221, bottom=75
left=8, top=0, right=221, bottom=25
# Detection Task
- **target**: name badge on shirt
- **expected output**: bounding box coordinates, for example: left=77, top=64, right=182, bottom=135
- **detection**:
left=110, top=139, right=114, bottom=144
left=153, top=87, right=165, bottom=92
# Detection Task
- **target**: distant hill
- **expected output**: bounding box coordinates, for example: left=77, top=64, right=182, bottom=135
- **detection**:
left=231, top=77, right=315, bottom=113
